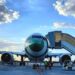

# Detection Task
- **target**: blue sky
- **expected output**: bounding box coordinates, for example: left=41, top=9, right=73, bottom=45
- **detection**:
left=0, top=0, right=75, bottom=52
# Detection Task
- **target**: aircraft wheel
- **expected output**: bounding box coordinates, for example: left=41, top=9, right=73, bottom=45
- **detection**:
left=20, top=62, right=25, bottom=66
left=68, top=67, right=72, bottom=70
left=33, top=64, right=36, bottom=69
left=33, top=64, right=39, bottom=69
left=23, top=62, right=25, bottom=66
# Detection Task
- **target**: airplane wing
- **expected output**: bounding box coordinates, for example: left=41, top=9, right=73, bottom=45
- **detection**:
left=46, top=50, right=71, bottom=57
left=0, top=51, right=26, bottom=56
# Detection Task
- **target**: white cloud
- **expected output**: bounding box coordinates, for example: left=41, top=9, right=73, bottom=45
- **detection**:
left=34, top=22, right=75, bottom=32
left=0, top=0, right=19, bottom=24
left=0, top=39, right=24, bottom=52
left=52, top=22, right=75, bottom=29
left=53, top=0, right=75, bottom=17
left=0, top=0, right=6, bottom=5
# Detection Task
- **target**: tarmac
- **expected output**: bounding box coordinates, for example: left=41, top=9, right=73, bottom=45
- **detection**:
left=0, top=64, right=75, bottom=75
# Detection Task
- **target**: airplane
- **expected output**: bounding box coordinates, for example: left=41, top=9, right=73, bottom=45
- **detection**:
left=0, top=33, right=72, bottom=68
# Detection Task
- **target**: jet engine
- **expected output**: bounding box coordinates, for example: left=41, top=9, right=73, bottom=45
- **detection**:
left=25, top=34, right=48, bottom=61
left=59, top=54, right=71, bottom=64
left=1, top=53, right=13, bottom=63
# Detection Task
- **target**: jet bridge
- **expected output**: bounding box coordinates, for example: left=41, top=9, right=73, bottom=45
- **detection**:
left=46, top=31, right=75, bottom=55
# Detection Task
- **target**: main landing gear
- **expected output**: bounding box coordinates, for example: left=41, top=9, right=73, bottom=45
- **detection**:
left=20, top=55, right=25, bottom=66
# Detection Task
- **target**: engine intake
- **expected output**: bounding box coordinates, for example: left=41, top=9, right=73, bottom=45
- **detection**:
left=60, top=55, right=71, bottom=64
left=1, top=53, right=13, bottom=63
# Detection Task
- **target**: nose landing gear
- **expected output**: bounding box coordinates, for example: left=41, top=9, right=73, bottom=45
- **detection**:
left=33, top=64, right=39, bottom=69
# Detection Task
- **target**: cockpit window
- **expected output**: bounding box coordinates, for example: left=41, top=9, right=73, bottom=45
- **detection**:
left=27, top=38, right=44, bottom=52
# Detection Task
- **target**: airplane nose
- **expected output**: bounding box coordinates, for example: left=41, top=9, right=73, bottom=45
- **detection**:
left=29, top=41, right=44, bottom=52
left=26, top=38, right=44, bottom=52
left=25, top=34, right=48, bottom=59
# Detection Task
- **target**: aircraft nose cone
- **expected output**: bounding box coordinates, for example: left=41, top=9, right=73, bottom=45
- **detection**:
left=25, top=37, right=44, bottom=52
left=29, top=42, right=44, bottom=52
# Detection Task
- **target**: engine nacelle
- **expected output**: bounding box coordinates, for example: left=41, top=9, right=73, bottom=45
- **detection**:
left=59, top=54, right=71, bottom=64
left=25, top=33, right=48, bottom=61
left=1, top=53, right=13, bottom=63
